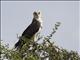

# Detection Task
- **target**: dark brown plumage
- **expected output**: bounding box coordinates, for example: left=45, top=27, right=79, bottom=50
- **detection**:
left=15, top=11, right=42, bottom=49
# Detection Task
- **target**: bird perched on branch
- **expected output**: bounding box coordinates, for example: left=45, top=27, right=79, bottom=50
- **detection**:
left=15, top=10, right=43, bottom=50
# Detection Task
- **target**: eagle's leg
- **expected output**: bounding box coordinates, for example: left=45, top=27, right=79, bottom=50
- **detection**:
left=33, top=32, right=40, bottom=42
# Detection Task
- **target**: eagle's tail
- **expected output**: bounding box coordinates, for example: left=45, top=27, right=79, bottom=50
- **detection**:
left=15, top=36, right=35, bottom=50
left=15, top=36, right=25, bottom=50
left=15, top=39, right=22, bottom=49
left=15, top=36, right=29, bottom=50
left=15, top=40, right=20, bottom=48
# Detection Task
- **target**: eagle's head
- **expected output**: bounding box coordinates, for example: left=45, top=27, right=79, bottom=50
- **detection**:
left=33, top=10, right=43, bottom=28
left=33, top=11, right=42, bottom=20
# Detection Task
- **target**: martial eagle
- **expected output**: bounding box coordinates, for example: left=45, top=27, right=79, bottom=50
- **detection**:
left=15, top=11, right=43, bottom=49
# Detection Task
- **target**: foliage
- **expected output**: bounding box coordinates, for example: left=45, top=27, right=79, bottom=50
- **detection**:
left=0, top=22, right=80, bottom=60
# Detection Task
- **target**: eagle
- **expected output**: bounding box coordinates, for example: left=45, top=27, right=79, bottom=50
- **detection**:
left=15, top=11, right=43, bottom=49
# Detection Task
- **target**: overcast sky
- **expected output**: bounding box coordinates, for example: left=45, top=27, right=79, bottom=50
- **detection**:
left=1, top=1, right=79, bottom=53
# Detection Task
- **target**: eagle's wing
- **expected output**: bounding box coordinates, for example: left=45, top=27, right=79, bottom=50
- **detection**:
left=15, top=19, right=41, bottom=49
left=22, top=19, right=41, bottom=38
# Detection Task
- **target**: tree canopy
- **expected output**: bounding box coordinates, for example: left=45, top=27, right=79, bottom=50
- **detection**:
left=0, top=22, right=80, bottom=60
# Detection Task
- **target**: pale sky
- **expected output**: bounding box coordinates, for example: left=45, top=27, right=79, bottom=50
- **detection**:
left=1, top=1, right=79, bottom=53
